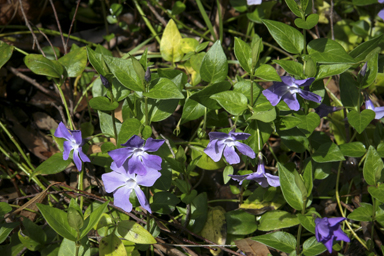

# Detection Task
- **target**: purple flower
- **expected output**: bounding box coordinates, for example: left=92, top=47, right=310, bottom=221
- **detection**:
left=102, top=162, right=161, bottom=213
left=108, top=135, right=164, bottom=176
left=315, top=217, right=350, bottom=253
left=204, top=131, right=255, bottom=164
left=54, top=122, right=90, bottom=171
left=262, top=76, right=322, bottom=111
left=379, top=0, right=384, bottom=20
left=365, top=99, right=384, bottom=120
left=229, top=155, right=280, bottom=187
left=247, top=0, right=262, bottom=5
left=314, top=104, right=341, bottom=118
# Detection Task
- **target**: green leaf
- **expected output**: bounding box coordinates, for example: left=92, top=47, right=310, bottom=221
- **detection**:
left=143, top=78, right=184, bottom=100
left=363, top=146, right=383, bottom=186
left=278, top=163, right=305, bottom=211
left=339, top=73, right=362, bottom=109
left=210, top=91, right=248, bottom=115
left=347, top=110, right=375, bottom=134
left=262, top=19, right=304, bottom=54
left=307, top=39, right=356, bottom=64
left=316, top=64, right=352, bottom=80
left=99, top=233, right=127, bottom=256
left=117, top=220, right=157, bottom=244
left=312, top=142, right=345, bottom=163
left=98, top=111, right=122, bottom=137
left=247, top=1, right=276, bottom=23
left=180, top=38, right=199, bottom=53
left=190, top=142, right=226, bottom=170
left=200, top=41, right=228, bottom=83
left=294, top=14, right=319, bottom=30
left=295, top=112, right=320, bottom=137
left=0, top=222, right=19, bottom=244
left=104, top=56, right=144, bottom=91
left=352, top=0, right=378, bottom=5
left=180, top=98, right=205, bottom=124
left=89, top=97, right=119, bottom=111
left=339, top=142, right=366, bottom=157
left=190, top=81, right=232, bottom=109
left=0, top=202, right=12, bottom=216
left=116, top=118, right=141, bottom=145
left=285, top=0, right=301, bottom=17
left=191, top=192, right=208, bottom=233
left=58, top=237, right=91, bottom=256
left=87, top=46, right=109, bottom=76
left=368, top=184, right=384, bottom=203
left=32, top=153, right=71, bottom=176
left=233, top=80, right=261, bottom=106
left=234, top=37, right=252, bottom=73
left=279, top=128, right=309, bottom=153
left=250, top=231, right=296, bottom=253
left=145, top=99, right=179, bottom=122
left=258, top=211, right=299, bottom=231
left=348, top=203, right=373, bottom=222
left=245, top=120, right=273, bottom=152
left=36, top=204, right=77, bottom=241
left=151, top=192, right=180, bottom=214
left=0, top=41, right=14, bottom=69
left=160, top=19, right=184, bottom=62
left=21, top=218, right=47, bottom=247
left=302, top=236, right=327, bottom=256
left=58, top=47, right=87, bottom=77
left=67, top=207, right=83, bottom=231
left=302, top=160, right=313, bottom=197
left=350, top=35, right=383, bottom=62
left=223, top=165, right=234, bottom=184
left=254, top=64, right=281, bottom=81
left=24, top=54, right=64, bottom=78
left=273, top=60, right=303, bottom=77
left=297, top=214, right=316, bottom=234
left=225, top=210, right=257, bottom=235
left=249, top=102, right=276, bottom=123
left=361, top=52, right=378, bottom=88
left=79, top=201, right=109, bottom=239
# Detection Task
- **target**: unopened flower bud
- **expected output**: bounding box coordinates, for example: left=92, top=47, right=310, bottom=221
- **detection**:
left=360, top=62, right=368, bottom=77
left=145, top=67, right=151, bottom=83
left=100, top=74, right=110, bottom=89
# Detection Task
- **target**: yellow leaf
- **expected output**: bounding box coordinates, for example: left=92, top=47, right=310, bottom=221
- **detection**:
left=181, top=38, right=199, bottom=53
left=160, top=19, right=184, bottom=62
left=201, top=206, right=226, bottom=255
left=99, top=233, right=127, bottom=256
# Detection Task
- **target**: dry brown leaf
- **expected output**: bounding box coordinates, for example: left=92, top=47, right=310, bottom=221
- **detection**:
left=234, top=238, right=270, bottom=256
left=32, top=112, right=58, bottom=130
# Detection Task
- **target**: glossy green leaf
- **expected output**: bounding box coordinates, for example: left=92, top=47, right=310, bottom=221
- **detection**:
left=67, top=207, right=83, bottom=231
left=116, top=118, right=141, bottom=145
left=0, top=41, right=14, bottom=69
left=285, top=0, right=301, bottom=17
left=347, top=110, right=375, bottom=134
left=180, top=98, right=205, bottom=124
left=302, top=236, right=327, bottom=256
left=210, top=91, right=248, bottom=115
left=99, top=233, right=127, bottom=256
left=190, top=81, right=232, bottom=109
left=58, top=47, right=87, bottom=77
left=151, top=192, right=180, bottom=214
left=307, top=39, right=356, bottom=64
left=316, top=64, right=352, bottom=80
left=339, top=142, right=366, bottom=157
left=200, top=41, right=228, bottom=83
left=350, top=35, right=383, bottom=62
left=191, top=192, right=208, bottom=233
left=297, top=214, right=316, bottom=234
left=58, top=237, right=91, bottom=256
left=295, top=112, right=320, bottom=137
left=249, top=102, right=276, bottom=123
left=278, top=163, right=305, bottom=211
left=368, top=184, right=384, bottom=203
left=348, top=203, right=372, bottom=222
left=363, top=146, right=383, bottom=186
left=352, top=0, right=378, bottom=5
left=262, top=19, right=304, bottom=54
left=36, top=204, right=77, bottom=241
left=80, top=201, right=108, bottom=239
left=234, top=37, right=252, bottom=73
left=0, top=222, right=19, bottom=244
left=250, top=231, right=296, bottom=253
left=89, top=97, right=119, bottom=111
left=225, top=210, right=257, bottom=235
left=312, top=142, right=345, bottom=163
left=361, top=52, right=378, bottom=88
left=98, top=111, right=122, bottom=137
left=18, top=230, right=43, bottom=251
left=254, top=64, right=281, bottom=81
left=0, top=202, right=12, bottom=216
left=273, top=60, right=303, bottom=77
left=339, top=73, right=361, bottom=109
left=24, top=54, right=64, bottom=78
left=104, top=56, right=144, bottom=92
left=302, top=160, right=313, bottom=197
left=160, top=19, right=183, bottom=62
left=233, top=80, right=261, bottom=106
left=258, top=211, right=299, bottom=231
left=118, top=220, right=157, bottom=244
left=32, top=153, right=71, bottom=176
left=144, top=78, right=184, bottom=100
left=279, top=128, right=309, bottom=153
left=145, top=98, right=179, bottom=122
left=247, top=2, right=276, bottom=23
left=294, top=14, right=319, bottom=30
left=87, top=46, right=109, bottom=76
left=21, top=218, right=47, bottom=247
left=245, top=120, right=273, bottom=152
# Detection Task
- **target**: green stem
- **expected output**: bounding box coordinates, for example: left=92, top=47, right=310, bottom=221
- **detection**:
left=296, top=203, right=306, bottom=254
left=371, top=196, right=376, bottom=243
left=75, top=243, right=80, bottom=256
left=133, top=0, right=161, bottom=43
left=78, top=169, right=84, bottom=210
left=195, top=0, right=217, bottom=41
left=144, top=97, right=149, bottom=126
left=216, top=0, right=223, bottom=42
left=14, top=47, right=29, bottom=56
left=250, top=74, right=254, bottom=107
left=335, top=161, right=368, bottom=250
left=208, top=199, right=240, bottom=203
left=109, top=89, right=118, bottom=142
left=56, top=82, right=74, bottom=130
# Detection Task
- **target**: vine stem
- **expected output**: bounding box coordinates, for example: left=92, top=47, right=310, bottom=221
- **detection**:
left=296, top=202, right=306, bottom=254
left=56, top=82, right=74, bottom=130
left=133, top=0, right=161, bottom=43
left=335, top=161, right=368, bottom=250
left=78, top=169, right=84, bottom=210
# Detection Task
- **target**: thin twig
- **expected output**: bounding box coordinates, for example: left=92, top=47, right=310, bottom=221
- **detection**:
left=49, top=0, right=67, bottom=54
left=66, top=0, right=81, bottom=50
left=32, top=25, right=58, bottom=60
left=330, top=0, right=334, bottom=40
left=147, top=2, right=167, bottom=26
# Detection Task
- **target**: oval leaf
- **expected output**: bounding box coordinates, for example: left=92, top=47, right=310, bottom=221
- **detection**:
left=89, top=97, right=119, bottom=111
left=143, top=78, right=184, bottom=100
left=24, top=54, right=64, bottom=78
left=210, top=91, right=248, bottom=115
left=200, top=41, right=228, bottom=83
left=117, top=220, right=156, bottom=244
left=160, top=19, right=183, bottom=62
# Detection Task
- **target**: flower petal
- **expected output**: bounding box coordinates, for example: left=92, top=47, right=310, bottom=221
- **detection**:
left=333, top=227, right=350, bottom=243
left=295, top=78, right=315, bottom=87
left=229, top=132, right=251, bottom=141
left=143, top=138, right=165, bottom=152
left=229, top=174, right=249, bottom=185
left=323, top=237, right=334, bottom=253
left=316, top=218, right=331, bottom=239
left=223, top=146, right=240, bottom=164
left=234, top=142, right=256, bottom=159
left=101, top=170, right=126, bottom=193
left=379, top=9, right=384, bottom=21
left=298, top=90, right=322, bottom=103
left=254, top=177, right=269, bottom=188
left=262, top=86, right=283, bottom=106
left=264, top=173, right=280, bottom=187
left=63, top=141, right=72, bottom=160
left=373, top=106, right=384, bottom=119
left=113, top=186, right=133, bottom=212
left=281, top=76, right=294, bottom=85
left=327, top=217, right=345, bottom=227
left=110, top=161, right=129, bottom=174
left=208, top=132, right=230, bottom=140
left=204, top=139, right=225, bottom=162
left=365, top=100, right=375, bottom=110
left=71, top=130, right=83, bottom=145
left=78, top=148, right=90, bottom=164
left=134, top=187, right=151, bottom=213
left=127, top=155, right=147, bottom=175
left=108, top=147, right=134, bottom=167
left=141, top=153, right=162, bottom=171
left=247, top=0, right=262, bottom=5
left=54, top=122, right=72, bottom=141
left=283, top=91, right=300, bottom=111
left=72, top=149, right=82, bottom=170
left=136, top=170, right=161, bottom=187
left=121, top=135, right=144, bottom=148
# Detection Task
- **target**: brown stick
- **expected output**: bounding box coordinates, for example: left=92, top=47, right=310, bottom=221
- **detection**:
left=66, top=0, right=82, bottom=50
left=49, top=0, right=67, bottom=54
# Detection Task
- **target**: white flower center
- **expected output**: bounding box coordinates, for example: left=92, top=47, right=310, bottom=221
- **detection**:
left=287, top=84, right=301, bottom=94
left=125, top=177, right=138, bottom=189
left=71, top=139, right=79, bottom=150
left=133, top=147, right=145, bottom=161
left=224, top=138, right=236, bottom=147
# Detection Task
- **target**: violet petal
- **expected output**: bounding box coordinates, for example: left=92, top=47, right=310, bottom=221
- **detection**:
left=101, top=170, right=126, bottom=193
left=114, top=186, right=133, bottom=212
left=72, top=149, right=82, bottom=170
left=143, top=137, right=165, bottom=152
left=141, top=153, right=162, bottom=171
left=134, top=186, right=151, bottom=213
left=234, top=142, right=256, bottom=159
left=136, top=170, right=161, bottom=187
left=121, top=135, right=145, bottom=148
left=204, top=139, right=225, bottom=162
left=128, top=155, right=148, bottom=175
left=333, top=227, right=350, bottom=243
left=299, top=90, right=322, bottom=103
left=63, top=141, right=72, bottom=160
left=208, top=132, right=230, bottom=140
left=229, top=132, right=251, bottom=141
left=223, top=145, right=240, bottom=164
left=264, top=173, right=280, bottom=187
left=283, top=91, right=300, bottom=111
left=54, top=122, right=72, bottom=141
left=108, top=147, right=134, bottom=167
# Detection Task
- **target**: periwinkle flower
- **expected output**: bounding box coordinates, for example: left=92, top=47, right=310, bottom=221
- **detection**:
left=247, top=0, right=262, bottom=5
left=314, top=104, right=341, bottom=118
left=54, top=122, right=90, bottom=171
left=262, top=76, right=322, bottom=111
left=229, top=155, right=280, bottom=187
left=315, top=217, right=350, bottom=253
left=204, top=131, right=255, bottom=165
left=102, top=162, right=161, bottom=213
left=379, top=0, right=384, bottom=20
left=108, top=135, right=164, bottom=176
left=365, top=99, right=384, bottom=120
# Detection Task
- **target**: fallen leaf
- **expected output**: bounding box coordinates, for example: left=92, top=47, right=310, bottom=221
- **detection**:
left=234, top=238, right=271, bottom=256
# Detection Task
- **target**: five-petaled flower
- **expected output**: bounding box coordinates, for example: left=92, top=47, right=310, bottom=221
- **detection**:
left=102, top=162, right=161, bottom=213
left=204, top=131, right=255, bottom=165
left=365, top=99, right=384, bottom=120
left=262, top=76, right=322, bottom=111
left=229, top=153, right=280, bottom=187
left=54, top=122, right=90, bottom=171
left=315, top=217, right=350, bottom=253
left=108, top=135, right=164, bottom=176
